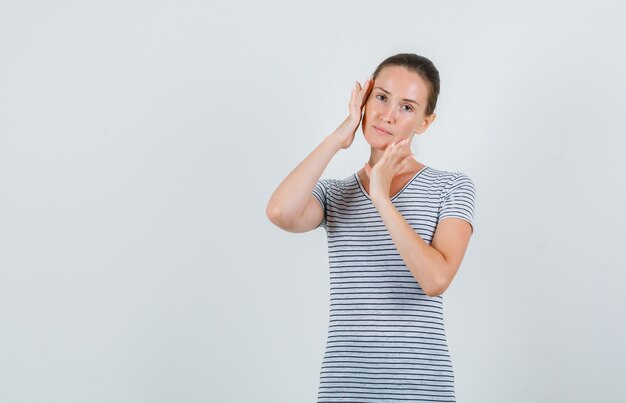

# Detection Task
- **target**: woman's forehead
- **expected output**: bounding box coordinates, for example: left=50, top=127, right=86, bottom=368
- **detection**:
left=375, top=66, right=428, bottom=104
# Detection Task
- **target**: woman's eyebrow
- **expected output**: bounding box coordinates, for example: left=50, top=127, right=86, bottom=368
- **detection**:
left=374, top=86, right=421, bottom=106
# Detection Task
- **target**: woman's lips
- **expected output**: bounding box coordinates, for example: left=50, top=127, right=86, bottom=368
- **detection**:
left=373, top=126, right=392, bottom=135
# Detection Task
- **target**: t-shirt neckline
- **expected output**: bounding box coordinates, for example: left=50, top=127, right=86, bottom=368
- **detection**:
left=354, top=165, right=429, bottom=201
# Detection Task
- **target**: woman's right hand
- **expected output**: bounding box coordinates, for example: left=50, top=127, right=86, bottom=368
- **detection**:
left=328, top=78, right=374, bottom=149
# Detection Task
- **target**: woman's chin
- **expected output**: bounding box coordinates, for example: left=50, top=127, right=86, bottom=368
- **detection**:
left=373, top=138, right=392, bottom=150
left=363, top=132, right=391, bottom=149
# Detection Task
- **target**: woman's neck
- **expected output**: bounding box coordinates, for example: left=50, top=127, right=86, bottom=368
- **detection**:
left=360, top=156, right=424, bottom=181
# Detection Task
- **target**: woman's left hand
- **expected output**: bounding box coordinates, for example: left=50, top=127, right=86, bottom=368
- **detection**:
left=364, top=136, right=415, bottom=202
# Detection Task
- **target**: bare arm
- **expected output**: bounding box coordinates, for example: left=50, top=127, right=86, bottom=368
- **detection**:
left=266, top=79, right=374, bottom=233
left=372, top=196, right=472, bottom=297
left=365, top=136, right=474, bottom=297
left=266, top=134, right=341, bottom=232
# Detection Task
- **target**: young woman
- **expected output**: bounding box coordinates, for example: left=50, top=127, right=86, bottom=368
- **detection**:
left=266, top=53, right=476, bottom=402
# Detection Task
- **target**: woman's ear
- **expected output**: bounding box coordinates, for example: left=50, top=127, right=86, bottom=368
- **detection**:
left=416, top=113, right=436, bottom=134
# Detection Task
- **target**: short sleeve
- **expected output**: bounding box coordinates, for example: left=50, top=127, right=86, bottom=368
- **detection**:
left=439, top=173, right=476, bottom=233
left=312, top=179, right=328, bottom=229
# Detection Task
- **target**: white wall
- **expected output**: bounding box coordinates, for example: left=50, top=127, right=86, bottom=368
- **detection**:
left=1, top=1, right=624, bottom=402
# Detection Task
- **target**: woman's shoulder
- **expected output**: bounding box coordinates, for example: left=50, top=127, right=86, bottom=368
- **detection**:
left=420, top=166, right=476, bottom=197
left=317, top=174, right=357, bottom=188
left=423, top=165, right=474, bottom=183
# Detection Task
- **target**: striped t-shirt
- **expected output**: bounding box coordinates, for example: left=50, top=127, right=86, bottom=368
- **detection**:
left=311, top=165, right=476, bottom=402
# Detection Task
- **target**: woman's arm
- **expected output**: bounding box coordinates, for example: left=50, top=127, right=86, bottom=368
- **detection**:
left=365, top=137, right=474, bottom=297
left=266, top=79, right=373, bottom=232
left=265, top=133, right=341, bottom=232
left=371, top=197, right=472, bottom=297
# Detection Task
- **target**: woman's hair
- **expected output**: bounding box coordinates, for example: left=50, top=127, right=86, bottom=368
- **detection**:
left=371, top=53, right=440, bottom=116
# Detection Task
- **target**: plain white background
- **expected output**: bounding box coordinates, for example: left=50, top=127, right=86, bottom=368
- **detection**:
left=1, top=1, right=625, bottom=402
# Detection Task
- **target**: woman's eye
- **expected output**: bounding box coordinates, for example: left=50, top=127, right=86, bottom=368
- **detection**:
left=376, top=94, right=386, bottom=101
left=402, top=105, right=413, bottom=112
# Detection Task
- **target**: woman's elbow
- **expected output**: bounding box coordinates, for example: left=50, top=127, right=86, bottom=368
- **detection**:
left=266, top=204, right=290, bottom=229
left=266, top=203, right=281, bottom=222
left=266, top=204, right=303, bottom=233
left=422, top=277, right=451, bottom=297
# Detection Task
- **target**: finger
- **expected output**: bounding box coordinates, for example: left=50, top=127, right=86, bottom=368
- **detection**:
left=359, top=78, right=369, bottom=91
left=391, top=140, right=411, bottom=162
left=379, top=143, right=393, bottom=162
left=390, top=145, right=405, bottom=163
left=351, top=80, right=358, bottom=95
left=358, top=79, right=367, bottom=96
left=349, top=88, right=357, bottom=111
left=395, top=138, right=410, bottom=152
left=402, top=139, right=411, bottom=152
left=359, top=78, right=373, bottom=107
left=406, top=137, right=413, bottom=154
left=363, top=78, right=373, bottom=95
left=390, top=139, right=403, bottom=152
left=393, top=154, right=414, bottom=175
left=350, top=81, right=362, bottom=111
left=391, top=145, right=402, bottom=158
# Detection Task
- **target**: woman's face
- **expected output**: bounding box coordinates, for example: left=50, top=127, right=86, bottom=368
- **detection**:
left=362, top=65, right=436, bottom=149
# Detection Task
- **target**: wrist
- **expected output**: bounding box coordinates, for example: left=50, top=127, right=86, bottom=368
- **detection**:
left=370, top=188, right=391, bottom=205
left=322, top=134, right=343, bottom=153
left=342, top=115, right=360, bottom=132
left=371, top=194, right=389, bottom=206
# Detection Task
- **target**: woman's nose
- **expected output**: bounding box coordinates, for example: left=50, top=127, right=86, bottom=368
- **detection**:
left=380, top=105, right=396, bottom=124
